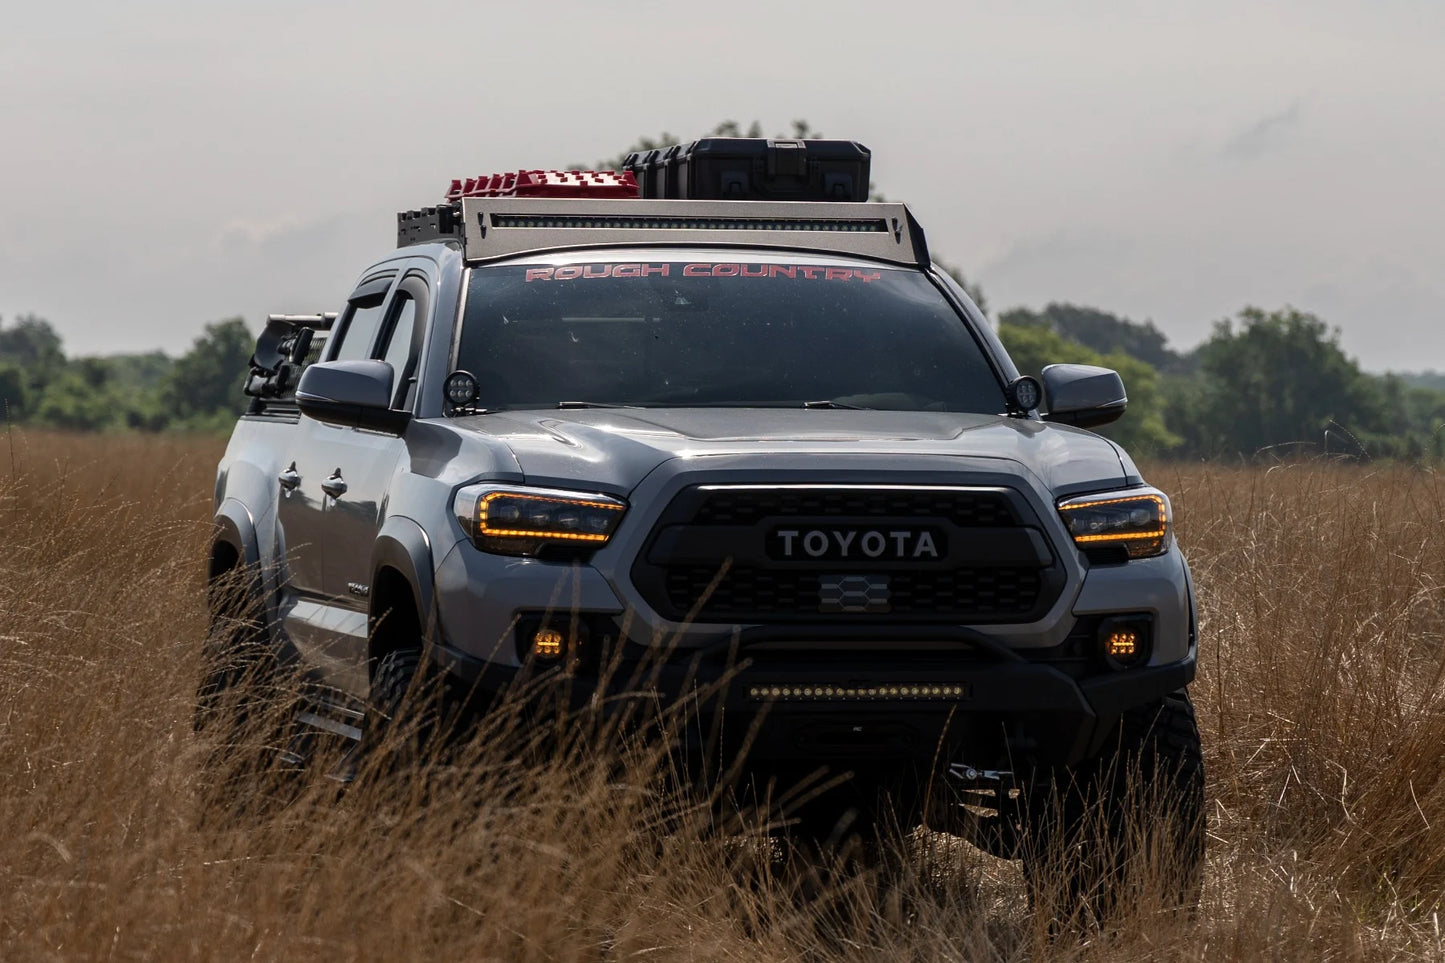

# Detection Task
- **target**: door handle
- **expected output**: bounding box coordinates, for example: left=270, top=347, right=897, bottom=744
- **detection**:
left=278, top=464, right=300, bottom=491
left=321, top=471, right=348, bottom=499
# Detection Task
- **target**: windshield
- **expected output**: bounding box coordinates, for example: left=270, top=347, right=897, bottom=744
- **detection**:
left=455, top=252, right=1006, bottom=412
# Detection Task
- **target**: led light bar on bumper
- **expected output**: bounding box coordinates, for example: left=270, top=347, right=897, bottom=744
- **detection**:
left=748, top=684, right=970, bottom=702
left=1057, top=487, right=1171, bottom=560
left=454, top=485, right=627, bottom=558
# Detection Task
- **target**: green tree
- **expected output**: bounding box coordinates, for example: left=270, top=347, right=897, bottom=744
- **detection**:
left=1185, top=307, right=1390, bottom=458
left=1347, top=373, right=1445, bottom=462
left=33, top=360, right=125, bottom=431
left=0, top=313, right=65, bottom=374
left=162, top=318, right=254, bottom=427
left=999, top=303, right=1184, bottom=372
left=999, top=321, right=1180, bottom=455
left=0, top=362, right=28, bottom=420
left=1398, top=370, right=1445, bottom=393
left=0, top=313, right=67, bottom=408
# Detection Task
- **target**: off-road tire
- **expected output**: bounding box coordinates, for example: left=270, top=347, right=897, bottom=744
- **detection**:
left=193, top=583, right=299, bottom=816
left=365, top=648, right=474, bottom=775
left=1023, top=691, right=1205, bottom=924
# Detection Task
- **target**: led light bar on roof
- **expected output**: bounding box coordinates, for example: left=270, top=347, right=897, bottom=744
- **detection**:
left=446, top=170, right=640, bottom=201
left=489, top=213, right=888, bottom=233
left=456, top=198, right=931, bottom=267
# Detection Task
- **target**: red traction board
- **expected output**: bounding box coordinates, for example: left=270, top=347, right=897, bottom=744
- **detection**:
left=445, top=170, right=640, bottom=201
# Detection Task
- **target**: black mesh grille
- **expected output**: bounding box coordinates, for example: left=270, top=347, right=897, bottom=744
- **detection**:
left=690, top=488, right=1016, bottom=527
left=633, top=486, right=1060, bottom=623
left=662, top=565, right=1044, bottom=620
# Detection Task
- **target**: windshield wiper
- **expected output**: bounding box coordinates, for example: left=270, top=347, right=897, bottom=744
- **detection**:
left=802, top=399, right=870, bottom=410
left=555, top=400, right=641, bottom=409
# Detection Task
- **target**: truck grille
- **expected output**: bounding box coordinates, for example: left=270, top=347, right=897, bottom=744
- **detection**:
left=631, top=485, right=1063, bottom=623
left=689, top=487, right=1016, bottom=527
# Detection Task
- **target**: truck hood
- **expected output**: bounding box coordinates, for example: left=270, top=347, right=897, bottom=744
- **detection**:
left=450, top=408, right=1133, bottom=496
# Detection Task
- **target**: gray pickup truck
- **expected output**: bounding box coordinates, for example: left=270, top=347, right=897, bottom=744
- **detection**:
left=204, top=148, right=1201, bottom=909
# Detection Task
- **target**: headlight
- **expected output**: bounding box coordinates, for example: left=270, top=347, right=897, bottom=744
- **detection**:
left=454, top=484, right=627, bottom=558
left=1056, top=487, right=1171, bottom=560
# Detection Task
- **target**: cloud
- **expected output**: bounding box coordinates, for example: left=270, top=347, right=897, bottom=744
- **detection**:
left=1222, top=100, right=1305, bottom=160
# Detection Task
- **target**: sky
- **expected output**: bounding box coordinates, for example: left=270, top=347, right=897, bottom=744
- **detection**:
left=2, top=0, right=1442, bottom=372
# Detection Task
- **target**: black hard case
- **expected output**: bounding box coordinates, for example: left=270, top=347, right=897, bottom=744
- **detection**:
left=625, top=138, right=870, bottom=202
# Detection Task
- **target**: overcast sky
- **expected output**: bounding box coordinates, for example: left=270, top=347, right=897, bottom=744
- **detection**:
left=3, top=0, right=1442, bottom=371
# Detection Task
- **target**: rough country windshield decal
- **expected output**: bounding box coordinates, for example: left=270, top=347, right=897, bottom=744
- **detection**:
left=524, top=263, right=884, bottom=283
left=456, top=255, right=1006, bottom=413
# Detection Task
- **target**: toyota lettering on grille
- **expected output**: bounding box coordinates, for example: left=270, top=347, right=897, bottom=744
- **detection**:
left=767, top=526, right=946, bottom=562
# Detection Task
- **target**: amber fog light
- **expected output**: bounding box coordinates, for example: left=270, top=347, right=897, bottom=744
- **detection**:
left=531, top=628, right=566, bottom=660
left=1098, top=615, right=1152, bottom=670
left=517, top=618, right=590, bottom=665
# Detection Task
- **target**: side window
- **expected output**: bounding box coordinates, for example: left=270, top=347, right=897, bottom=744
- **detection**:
left=378, top=280, right=428, bottom=410
left=381, top=296, right=417, bottom=380
left=378, top=296, right=419, bottom=407
left=331, top=294, right=387, bottom=361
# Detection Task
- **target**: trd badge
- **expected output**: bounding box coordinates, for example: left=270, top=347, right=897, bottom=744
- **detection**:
left=818, top=574, right=891, bottom=613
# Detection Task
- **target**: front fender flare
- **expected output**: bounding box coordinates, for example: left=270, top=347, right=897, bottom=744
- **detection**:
left=370, top=515, right=439, bottom=642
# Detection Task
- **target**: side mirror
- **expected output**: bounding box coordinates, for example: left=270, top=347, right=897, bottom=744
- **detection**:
left=1040, top=364, right=1127, bottom=429
left=296, top=360, right=410, bottom=434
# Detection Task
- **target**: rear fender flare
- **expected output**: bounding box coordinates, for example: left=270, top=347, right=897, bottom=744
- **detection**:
left=211, top=498, right=265, bottom=604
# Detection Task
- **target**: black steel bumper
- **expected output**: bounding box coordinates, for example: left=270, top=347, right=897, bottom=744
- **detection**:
left=432, top=623, right=1196, bottom=773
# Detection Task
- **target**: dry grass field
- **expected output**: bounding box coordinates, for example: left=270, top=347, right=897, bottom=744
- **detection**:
left=4, top=428, right=1445, bottom=961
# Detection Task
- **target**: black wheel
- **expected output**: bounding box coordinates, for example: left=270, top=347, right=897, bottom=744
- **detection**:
left=1022, top=692, right=1205, bottom=924
left=364, top=648, right=473, bottom=775
left=193, top=575, right=299, bottom=815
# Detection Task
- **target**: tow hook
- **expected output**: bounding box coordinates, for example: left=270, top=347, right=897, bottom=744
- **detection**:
left=948, top=763, right=1012, bottom=784
left=946, top=763, right=1022, bottom=859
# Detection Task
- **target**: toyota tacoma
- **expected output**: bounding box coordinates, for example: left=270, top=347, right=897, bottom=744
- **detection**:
left=201, top=140, right=1203, bottom=911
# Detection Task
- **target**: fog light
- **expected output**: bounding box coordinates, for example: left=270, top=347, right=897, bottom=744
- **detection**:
left=531, top=628, right=566, bottom=660
left=1097, top=615, right=1152, bottom=670
left=1106, top=629, right=1138, bottom=659
left=517, top=617, right=593, bottom=665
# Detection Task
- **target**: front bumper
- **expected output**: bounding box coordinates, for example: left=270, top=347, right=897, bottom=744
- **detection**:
left=431, top=624, right=1196, bottom=773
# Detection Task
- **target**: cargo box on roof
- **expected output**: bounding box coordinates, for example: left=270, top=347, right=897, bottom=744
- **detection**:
left=625, top=138, right=871, bottom=202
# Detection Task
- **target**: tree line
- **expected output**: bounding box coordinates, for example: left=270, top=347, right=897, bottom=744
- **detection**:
left=3, top=119, right=1441, bottom=459
left=3, top=299, right=1440, bottom=461
left=0, top=314, right=252, bottom=433
left=997, top=303, right=1445, bottom=460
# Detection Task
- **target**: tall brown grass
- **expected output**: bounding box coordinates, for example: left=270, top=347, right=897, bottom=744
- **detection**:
left=4, top=430, right=1445, bottom=960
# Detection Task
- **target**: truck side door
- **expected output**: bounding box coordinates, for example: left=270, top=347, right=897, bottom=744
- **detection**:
left=279, top=271, right=398, bottom=696
left=323, top=272, right=429, bottom=614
